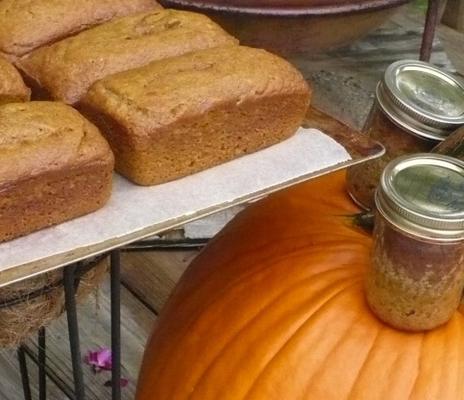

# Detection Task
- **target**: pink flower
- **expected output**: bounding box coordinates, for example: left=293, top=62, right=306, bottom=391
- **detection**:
left=84, top=348, right=112, bottom=372
left=85, top=348, right=129, bottom=388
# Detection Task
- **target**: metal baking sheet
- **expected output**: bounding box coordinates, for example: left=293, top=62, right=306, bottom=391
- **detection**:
left=0, top=108, right=384, bottom=286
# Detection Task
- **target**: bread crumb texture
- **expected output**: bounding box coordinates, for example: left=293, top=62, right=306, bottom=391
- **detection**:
left=0, top=56, right=30, bottom=104
left=0, top=0, right=160, bottom=59
left=81, top=45, right=311, bottom=185
left=0, top=102, right=114, bottom=242
left=18, top=9, right=238, bottom=104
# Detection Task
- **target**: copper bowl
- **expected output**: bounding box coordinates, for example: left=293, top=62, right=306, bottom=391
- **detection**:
left=160, top=0, right=411, bottom=55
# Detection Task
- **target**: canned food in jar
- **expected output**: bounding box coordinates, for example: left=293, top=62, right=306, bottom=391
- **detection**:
left=365, top=154, right=464, bottom=331
left=347, top=60, right=464, bottom=210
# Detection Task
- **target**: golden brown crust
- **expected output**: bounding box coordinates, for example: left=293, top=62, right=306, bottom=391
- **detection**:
left=0, top=164, right=113, bottom=243
left=0, top=102, right=114, bottom=184
left=0, top=0, right=160, bottom=61
left=0, top=56, right=30, bottom=104
left=0, top=101, right=114, bottom=242
left=18, top=9, right=238, bottom=104
left=80, top=46, right=311, bottom=185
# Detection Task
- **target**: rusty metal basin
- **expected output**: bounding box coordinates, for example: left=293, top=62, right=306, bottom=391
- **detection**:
left=160, top=0, right=412, bottom=55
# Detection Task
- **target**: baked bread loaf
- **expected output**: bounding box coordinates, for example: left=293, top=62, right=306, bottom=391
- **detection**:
left=80, top=46, right=311, bottom=186
left=0, top=102, right=114, bottom=243
left=18, top=9, right=238, bottom=105
left=0, top=0, right=160, bottom=61
left=0, top=56, right=30, bottom=104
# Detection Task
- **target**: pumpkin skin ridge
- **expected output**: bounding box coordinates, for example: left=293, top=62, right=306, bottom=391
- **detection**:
left=206, top=176, right=361, bottom=259
left=240, top=280, right=373, bottom=400
left=343, top=327, right=418, bottom=400
left=169, top=238, right=323, bottom=298
left=301, top=290, right=424, bottom=400
left=346, top=313, right=464, bottom=399
left=450, top=320, right=464, bottom=397
left=152, top=242, right=365, bottom=364
left=250, top=281, right=377, bottom=400
left=353, top=299, right=455, bottom=399
left=195, top=234, right=369, bottom=286
left=187, top=276, right=362, bottom=399
left=454, top=317, right=463, bottom=372
left=187, top=279, right=365, bottom=400
left=404, top=332, right=439, bottom=400
left=409, top=316, right=462, bottom=399
left=183, top=189, right=364, bottom=291
left=341, top=327, right=383, bottom=400
left=164, top=240, right=367, bottom=332
left=338, top=327, right=411, bottom=400
left=165, top=266, right=361, bottom=400
left=136, top=171, right=464, bottom=400
left=207, top=233, right=366, bottom=269
left=140, top=176, right=372, bottom=400
left=239, top=280, right=363, bottom=400
left=140, top=216, right=372, bottom=396
left=404, top=333, right=424, bottom=400
left=300, top=295, right=379, bottom=400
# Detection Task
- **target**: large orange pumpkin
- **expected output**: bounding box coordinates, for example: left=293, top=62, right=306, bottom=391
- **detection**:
left=136, top=171, right=464, bottom=400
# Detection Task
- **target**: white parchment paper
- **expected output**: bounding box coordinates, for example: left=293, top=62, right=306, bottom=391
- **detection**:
left=0, top=128, right=351, bottom=285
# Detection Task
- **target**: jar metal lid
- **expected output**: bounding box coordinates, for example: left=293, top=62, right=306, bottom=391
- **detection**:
left=376, top=153, right=464, bottom=241
left=377, top=60, right=464, bottom=141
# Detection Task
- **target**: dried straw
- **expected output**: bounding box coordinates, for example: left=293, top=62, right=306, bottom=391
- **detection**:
left=0, top=257, right=108, bottom=348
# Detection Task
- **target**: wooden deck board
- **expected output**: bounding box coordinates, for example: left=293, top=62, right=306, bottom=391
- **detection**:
left=443, top=0, right=464, bottom=33
left=290, top=5, right=456, bottom=130
left=438, top=23, right=464, bottom=75
left=0, top=277, right=156, bottom=400
left=0, top=351, right=68, bottom=400
left=121, top=250, right=198, bottom=314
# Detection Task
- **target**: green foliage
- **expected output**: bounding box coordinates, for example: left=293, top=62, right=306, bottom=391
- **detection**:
left=413, top=0, right=428, bottom=12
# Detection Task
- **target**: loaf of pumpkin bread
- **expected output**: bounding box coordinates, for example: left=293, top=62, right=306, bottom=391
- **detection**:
left=18, top=9, right=238, bottom=104
left=80, top=46, right=311, bottom=186
left=0, top=102, right=114, bottom=242
left=0, top=56, right=30, bottom=104
left=0, top=0, right=160, bottom=61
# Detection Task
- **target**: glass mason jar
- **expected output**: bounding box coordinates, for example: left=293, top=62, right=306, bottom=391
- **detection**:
left=365, top=154, right=464, bottom=331
left=347, top=60, right=464, bottom=210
